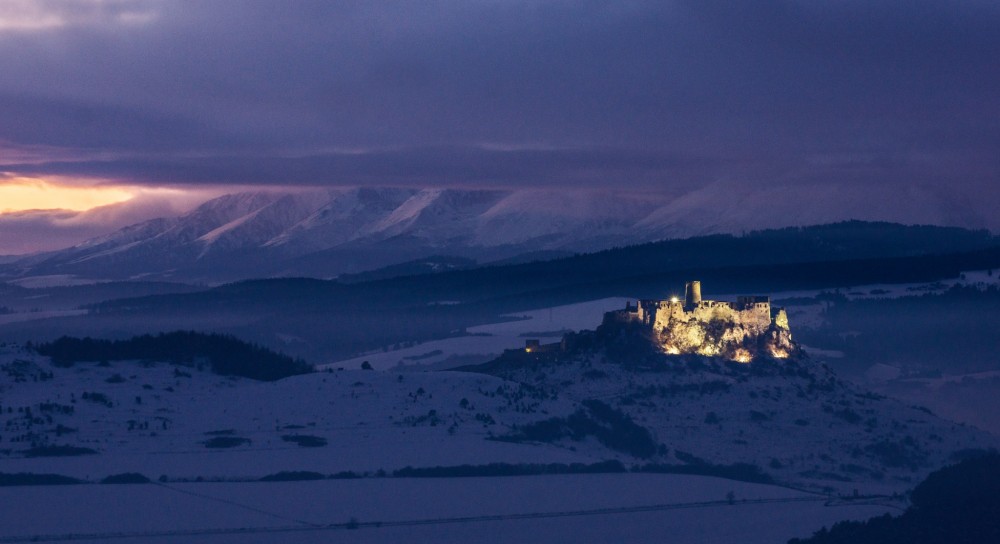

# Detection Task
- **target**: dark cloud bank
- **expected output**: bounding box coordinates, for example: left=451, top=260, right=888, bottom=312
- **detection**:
left=1, top=0, right=998, bottom=195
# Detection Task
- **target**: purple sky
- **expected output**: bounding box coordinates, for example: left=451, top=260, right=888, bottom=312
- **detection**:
left=0, top=1, right=996, bottom=194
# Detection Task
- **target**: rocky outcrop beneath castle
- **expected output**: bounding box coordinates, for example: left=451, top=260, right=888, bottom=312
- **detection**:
left=656, top=315, right=793, bottom=362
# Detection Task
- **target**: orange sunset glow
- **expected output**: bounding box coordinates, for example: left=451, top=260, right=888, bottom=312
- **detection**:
left=0, top=178, right=134, bottom=213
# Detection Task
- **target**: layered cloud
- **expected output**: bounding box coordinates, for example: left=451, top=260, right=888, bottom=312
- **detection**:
left=0, top=2, right=996, bottom=202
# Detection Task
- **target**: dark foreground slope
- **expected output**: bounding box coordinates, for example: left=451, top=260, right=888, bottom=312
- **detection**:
left=790, top=454, right=1000, bottom=544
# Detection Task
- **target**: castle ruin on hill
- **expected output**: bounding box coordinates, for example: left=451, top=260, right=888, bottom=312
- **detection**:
left=610, top=281, right=794, bottom=362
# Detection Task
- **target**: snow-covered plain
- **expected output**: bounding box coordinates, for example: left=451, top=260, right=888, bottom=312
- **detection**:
left=0, top=474, right=894, bottom=544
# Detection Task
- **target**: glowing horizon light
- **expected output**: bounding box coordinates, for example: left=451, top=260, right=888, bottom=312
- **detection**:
left=0, top=1, right=158, bottom=32
left=670, top=296, right=679, bottom=303
left=0, top=178, right=135, bottom=213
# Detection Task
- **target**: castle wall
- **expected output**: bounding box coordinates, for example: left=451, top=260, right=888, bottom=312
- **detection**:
left=639, top=297, right=772, bottom=335
left=738, top=304, right=773, bottom=334
left=611, top=282, right=791, bottom=361
left=774, top=308, right=789, bottom=330
left=690, top=300, right=734, bottom=324
left=651, top=300, right=685, bottom=333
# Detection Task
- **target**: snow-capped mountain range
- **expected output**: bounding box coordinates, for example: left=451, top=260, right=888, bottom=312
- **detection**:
left=2, top=183, right=992, bottom=283
left=1, top=188, right=666, bottom=282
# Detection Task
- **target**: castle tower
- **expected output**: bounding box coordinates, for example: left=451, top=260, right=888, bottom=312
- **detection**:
left=684, top=280, right=702, bottom=308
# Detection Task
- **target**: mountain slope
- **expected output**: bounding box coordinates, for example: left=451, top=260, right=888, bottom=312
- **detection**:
left=2, top=188, right=674, bottom=281
left=3, top=183, right=997, bottom=283
left=9, top=192, right=295, bottom=279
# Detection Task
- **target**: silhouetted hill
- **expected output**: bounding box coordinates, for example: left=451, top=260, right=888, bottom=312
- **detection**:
left=388, top=221, right=995, bottom=294
left=0, top=281, right=202, bottom=312
left=790, top=453, right=1000, bottom=544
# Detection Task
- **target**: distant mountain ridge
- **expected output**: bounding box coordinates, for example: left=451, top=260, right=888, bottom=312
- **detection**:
left=2, top=188, right=669, bottom=282
left=1, top=183, right=994, bottom=283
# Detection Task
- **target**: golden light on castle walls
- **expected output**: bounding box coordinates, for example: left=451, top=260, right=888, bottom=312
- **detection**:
left=732, top=348, right=753, bottom=363
left=628, top=282, right=796, bottom=364
left=768, top=347, right=790, bottom=359
left=696, top=344, right=720, bottom=357
left=0, top=177, right=134, bottom=213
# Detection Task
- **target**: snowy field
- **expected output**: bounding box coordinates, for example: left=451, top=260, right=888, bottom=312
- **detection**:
left=0, top=473, right=894, bottom=544
left=0, top=347, right=589, bottom=481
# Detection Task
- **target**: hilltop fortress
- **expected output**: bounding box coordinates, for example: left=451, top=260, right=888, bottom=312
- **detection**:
left=610, top=281, right=794, bottom=362
left=510, top=281, right=796, bottom=363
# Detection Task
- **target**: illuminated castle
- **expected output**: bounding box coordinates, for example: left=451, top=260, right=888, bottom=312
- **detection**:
left=613, top=281, right=793, bottom=362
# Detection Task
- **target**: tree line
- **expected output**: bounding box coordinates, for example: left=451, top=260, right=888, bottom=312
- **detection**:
left=33, top=331, right=312, bottom=381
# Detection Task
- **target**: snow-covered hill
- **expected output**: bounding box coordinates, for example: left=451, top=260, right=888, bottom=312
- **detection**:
left=477, top=352, right=992, bottom=491
left=0, top=339, right=990, bottom=494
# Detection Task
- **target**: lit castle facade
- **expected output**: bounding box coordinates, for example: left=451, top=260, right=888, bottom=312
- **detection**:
left=613, top=281, right=793, bottom=362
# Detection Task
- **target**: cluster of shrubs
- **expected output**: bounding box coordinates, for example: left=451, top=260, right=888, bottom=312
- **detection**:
left=0, top=472, right=82, bottom=486
left=33, top=331, right=312, bottom=381
left=202, top=436, right=251, bottom=449
left=281, top=435, right=327, bottom=447
left=502, top=399, right=658, bottom=458
left=1, top=472, right=152, bottom=486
